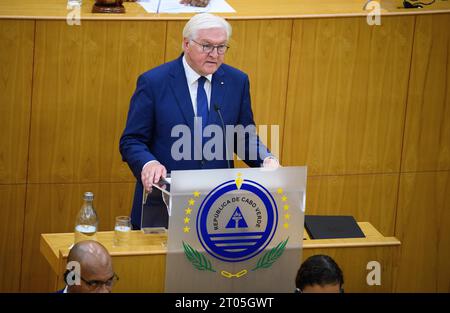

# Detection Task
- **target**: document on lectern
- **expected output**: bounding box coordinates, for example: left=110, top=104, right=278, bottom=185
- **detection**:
left=138, top=0, right=235, bottom=13
left=141, top=176, right=172, bottom=233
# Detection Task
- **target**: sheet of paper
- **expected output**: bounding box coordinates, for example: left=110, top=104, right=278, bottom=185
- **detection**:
left=138, top=0, right=235, bottom=14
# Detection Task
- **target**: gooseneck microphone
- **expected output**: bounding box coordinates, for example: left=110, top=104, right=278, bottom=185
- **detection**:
left=214, top=104, right=231, bottom=169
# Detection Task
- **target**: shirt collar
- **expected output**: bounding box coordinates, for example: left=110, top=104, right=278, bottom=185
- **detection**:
left=182, top=55, right=212, bottom=85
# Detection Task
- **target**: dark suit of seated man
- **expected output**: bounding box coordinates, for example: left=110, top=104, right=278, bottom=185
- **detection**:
left=120, top=13, right=280, bottom=230
left=60, top=240, right=118, bottom=293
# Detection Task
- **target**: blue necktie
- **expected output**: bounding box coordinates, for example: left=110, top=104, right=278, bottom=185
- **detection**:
left=197, top=76, right=209, bottom=129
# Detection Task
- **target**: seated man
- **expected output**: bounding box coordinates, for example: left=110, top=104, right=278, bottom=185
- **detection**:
left=295, top=255, right=344, bottom=293
left=61, top=240, right=118, bottom=293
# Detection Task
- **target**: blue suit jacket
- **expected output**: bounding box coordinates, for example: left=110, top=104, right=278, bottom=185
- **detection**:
left=120, top=56, right=271, bottom=227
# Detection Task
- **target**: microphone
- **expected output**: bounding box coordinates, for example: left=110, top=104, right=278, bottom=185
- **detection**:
left=214, top=104, right=231, bottom=169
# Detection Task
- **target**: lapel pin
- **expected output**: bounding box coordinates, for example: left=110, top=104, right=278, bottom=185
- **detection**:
left=221, top=81, right=224, bottom=85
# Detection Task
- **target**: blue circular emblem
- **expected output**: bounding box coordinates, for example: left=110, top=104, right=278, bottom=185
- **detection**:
left=196, top=179, right=278, bottom=262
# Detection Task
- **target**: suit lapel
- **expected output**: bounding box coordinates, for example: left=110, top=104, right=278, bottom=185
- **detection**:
left=169, top=56, right=195, bottom=130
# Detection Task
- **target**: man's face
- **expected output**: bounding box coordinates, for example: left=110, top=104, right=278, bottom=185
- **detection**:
left=183, top=27, right=227, bottom=76
left=69, top=262, right=115, bottom=293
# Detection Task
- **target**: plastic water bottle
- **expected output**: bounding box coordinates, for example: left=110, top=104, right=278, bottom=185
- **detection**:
left=74, top=192, right=98, bottom=243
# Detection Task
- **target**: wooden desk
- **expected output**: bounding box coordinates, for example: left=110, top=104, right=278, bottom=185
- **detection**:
left=1, top=0, right=449, bottom=20
left=41, top=222, right=400, bottom=292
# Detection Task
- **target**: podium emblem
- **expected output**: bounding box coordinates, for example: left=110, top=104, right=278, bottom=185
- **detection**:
left=225, top=207, right=248, bottom=229
left=196, top=174, right=278, bottom=262
left=167, top=167, right=306, bottom=291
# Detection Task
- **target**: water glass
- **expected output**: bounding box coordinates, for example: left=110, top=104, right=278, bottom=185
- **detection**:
left=114, top=216, right=131, bottom=246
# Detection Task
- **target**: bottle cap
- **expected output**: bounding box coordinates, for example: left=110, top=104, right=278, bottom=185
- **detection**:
left=83, top=192, right=94, bottom=201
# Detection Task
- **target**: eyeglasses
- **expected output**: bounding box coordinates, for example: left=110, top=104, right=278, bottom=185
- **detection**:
left=81, top=273, right=119, bottom=289
left=190, top=39, right=229, bottom=55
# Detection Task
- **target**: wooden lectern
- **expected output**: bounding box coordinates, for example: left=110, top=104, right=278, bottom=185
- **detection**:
left=40, top=222, right=400, bottom=292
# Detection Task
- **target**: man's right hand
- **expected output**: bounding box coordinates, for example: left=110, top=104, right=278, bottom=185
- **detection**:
left=141, top=161, right=167, bottom=192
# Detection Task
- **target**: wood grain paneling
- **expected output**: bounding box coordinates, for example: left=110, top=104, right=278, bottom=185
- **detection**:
left=402, top=14, right=450, bottom=172
left=20, top=182, right=135, bottom=292
left=225, top=19, right=291, bottom=151
left=0, top=185, right=26, bottom=292
left=394, top=171, right=450, bottom=292
left=28, top=20, right=166, bottom=183
left=165, top=21, right=184, bottom=62
left=0, top=20, right=34, bottom=183
left=165, top=20, right=292, bottom=160
left=283, top=16, right=414, bottom=175
left=303, top=246, right=397, bottom=292
left=306, top=174, right=398, bottom=236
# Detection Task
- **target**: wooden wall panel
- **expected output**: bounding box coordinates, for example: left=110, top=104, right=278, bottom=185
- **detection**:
left=165, top=21, right=184, bottom=62
left=283, top=16, right=414, bottom=175
left=402, top=14, right=450, bottom=172
left=28, top=21, right=167, bottom=184
left=394, top=171, right=450, bottom=292
left=20, top=182, right=135, bottom=292
left=165, top=20, right=292, bottom=160
left=0, top=185, right=25, bottom=292
left=0, top=20, right=34, bottom=183
left=225, top=19, right=291, bottom=158
left=306, top=174, right=398, bottom=236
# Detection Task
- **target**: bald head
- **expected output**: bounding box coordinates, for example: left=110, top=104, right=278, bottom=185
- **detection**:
left=67, top=240, right=114, bottom=293
left=68, top=240, right=112, bottom=275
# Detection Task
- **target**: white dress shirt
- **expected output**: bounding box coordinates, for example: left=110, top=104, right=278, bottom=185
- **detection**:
left=182, top=55, right=212, bottom=115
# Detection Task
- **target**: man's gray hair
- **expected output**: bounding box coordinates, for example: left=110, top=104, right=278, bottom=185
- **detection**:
left=183, top=13, right=232, bottom=41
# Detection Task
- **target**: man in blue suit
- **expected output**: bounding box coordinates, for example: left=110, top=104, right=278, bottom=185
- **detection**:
left=120, top=13, right=279, bottom=229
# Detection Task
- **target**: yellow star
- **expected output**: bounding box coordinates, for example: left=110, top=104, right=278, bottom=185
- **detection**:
left=188, top=198, right=195, bottom=206
left=283, top=204, right=289, bottom=211
left=284, top=213, right=291, bottom=220
left=283, top=223, right=289, bottom=229
left=185, top=208, right=192, bottom=215
left=193, top=191, right=200, bottom=198
left=183, top=226, right=190, bottom=233
left=184, top=217, right=190, bottom=224
left=282, top=195, right=288, bottom=202
left=277, top=188, right=283, bottom=194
